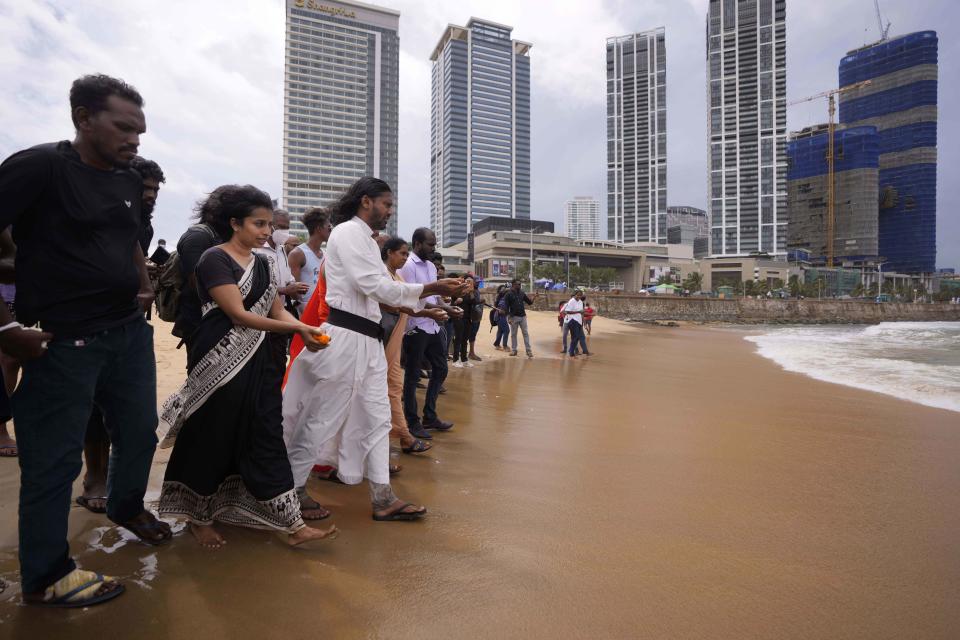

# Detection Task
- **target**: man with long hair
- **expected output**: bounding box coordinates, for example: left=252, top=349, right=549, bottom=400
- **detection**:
left=283, top=177, right=467, bottom=521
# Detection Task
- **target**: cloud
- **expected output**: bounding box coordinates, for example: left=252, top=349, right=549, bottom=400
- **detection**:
left=0, top=0, right=954, bottom=269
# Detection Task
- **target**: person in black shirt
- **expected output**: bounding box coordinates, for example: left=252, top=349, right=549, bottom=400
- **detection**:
left=173, top=191, right=223, bottom=344
left=130, top=156, right=165, bottom=255
left=78, top=156, right=166, bottom=514
left=0, top=74, right=170, bottom=608
left=503, top=278, right=539, bottom=357
left=149, top=238, right=170, bottom=266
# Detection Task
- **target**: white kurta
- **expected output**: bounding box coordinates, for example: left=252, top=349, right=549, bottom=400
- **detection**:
left=283, top=216, right=423, bottom=486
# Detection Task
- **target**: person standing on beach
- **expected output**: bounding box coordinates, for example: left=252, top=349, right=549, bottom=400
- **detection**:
left=173, top=193, right=222, bottom=348
left=158, top=185, right=336, bottom=549
left=288, top=206, right=331, bottom=315
left=0, top=74, right=170, bottom=607
left=504, top=278, right=538, bottom=358
left=492, top=284, right=510, bottom=350
left=562, top=290, right=589, bottom=358
left=283, top=179, right=467, bottom=521
left=399, top=229, right=461, bottom=436
left=131, top=155, right=165, bottom=256
left=77, top=154, right=166, bottom=515
left=149, top=238, right=170, bottom=266
left=380, top=236, right=443, bottom=455
left=258, top=208, right=308, bottom=312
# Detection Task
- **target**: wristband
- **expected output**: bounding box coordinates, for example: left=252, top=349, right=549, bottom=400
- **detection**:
left=0, top=321, right=22, bottom=334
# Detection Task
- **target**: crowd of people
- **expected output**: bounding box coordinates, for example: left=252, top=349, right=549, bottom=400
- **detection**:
left=0, top=74, right=578, bottom=608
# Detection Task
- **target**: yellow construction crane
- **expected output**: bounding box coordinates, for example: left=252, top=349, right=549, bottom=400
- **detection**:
left=789, top=79, right=871, bottom=267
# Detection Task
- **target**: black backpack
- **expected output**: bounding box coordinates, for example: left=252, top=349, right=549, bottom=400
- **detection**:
left=155, top=224, right=217, bottom=322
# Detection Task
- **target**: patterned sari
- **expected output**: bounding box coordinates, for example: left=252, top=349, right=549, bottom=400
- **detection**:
left=158, top=254, right=304, bottom=533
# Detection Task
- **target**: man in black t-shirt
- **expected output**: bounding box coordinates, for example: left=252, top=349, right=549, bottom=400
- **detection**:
left=149, top=238, right=170, bottom=266
left=0, top=74, right=170, bottom=608
left=173, top=200, right=222, bottom=344
left=131, top=156, right=165, bottom=256
left=78, top=155, right=166, bottom=514
left=503, top=278, right=539, bottom=357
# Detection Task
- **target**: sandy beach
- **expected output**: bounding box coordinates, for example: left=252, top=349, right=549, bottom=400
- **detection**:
left=0, top=311, right=958, bottom=639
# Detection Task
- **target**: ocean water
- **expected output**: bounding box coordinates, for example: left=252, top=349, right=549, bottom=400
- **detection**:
left=745, top=322, right=960, bottom=413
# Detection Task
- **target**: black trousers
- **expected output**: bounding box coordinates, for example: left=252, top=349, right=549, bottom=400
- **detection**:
left=452, top=318, right=468, bottom=362
left=402, top=329, right=447, bottom=427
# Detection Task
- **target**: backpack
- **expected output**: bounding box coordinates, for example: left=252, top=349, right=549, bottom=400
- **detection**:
left=155, top=224, right=217, bottom=322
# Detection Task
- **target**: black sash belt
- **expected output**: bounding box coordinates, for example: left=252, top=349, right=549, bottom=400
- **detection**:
left=327, top=307, right=384, bottom=341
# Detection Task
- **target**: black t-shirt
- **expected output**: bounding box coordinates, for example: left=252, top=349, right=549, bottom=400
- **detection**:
left=149, top=246, right=170, bottom=266
left=174, top=224, right=219, bottom=337
left=139, top=220, right=155, bottom=256
left=504, top=289, right=534, bottom=316
left=195, top=247, right=248, bottom=305
left=0, top=141, right=144, bottom=336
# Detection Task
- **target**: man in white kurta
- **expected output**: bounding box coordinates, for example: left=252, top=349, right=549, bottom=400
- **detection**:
left=283, top=215, right=422, bottom=492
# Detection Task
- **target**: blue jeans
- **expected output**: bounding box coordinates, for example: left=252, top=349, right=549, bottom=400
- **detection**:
left=493, top=314, right=509, bottom=347
left=568, top=321, right=588, bottom=356
left=14, top=317, right=158, bottom=593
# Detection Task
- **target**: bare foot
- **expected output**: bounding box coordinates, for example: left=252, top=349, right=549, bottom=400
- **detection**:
left=287, top=524, right=339, bottom=547
left=189, top=523, right=226, bottom=549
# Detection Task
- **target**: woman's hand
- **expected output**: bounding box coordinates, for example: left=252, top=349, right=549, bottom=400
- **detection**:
left=298, top=325, right=329, bottom=352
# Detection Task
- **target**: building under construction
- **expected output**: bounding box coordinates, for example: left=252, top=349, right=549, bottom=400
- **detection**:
left=786, top=124, right=880, bottom=263
left=838, top=31, right=938, bottom=273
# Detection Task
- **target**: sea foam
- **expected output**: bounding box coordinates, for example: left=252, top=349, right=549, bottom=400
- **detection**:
left=745, top=322, right=960, bottom=413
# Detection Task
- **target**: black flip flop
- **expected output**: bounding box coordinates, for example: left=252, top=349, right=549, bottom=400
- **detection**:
left=75, top=496, right=107, bottom=514
left=372, top=503, right=427, bottom=522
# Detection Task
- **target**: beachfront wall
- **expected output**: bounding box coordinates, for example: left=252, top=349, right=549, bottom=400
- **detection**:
left=481, top=291, right=960, bottom=324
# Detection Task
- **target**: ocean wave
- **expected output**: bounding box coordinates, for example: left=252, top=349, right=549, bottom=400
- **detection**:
left=745, top=322, right=960, bottom=413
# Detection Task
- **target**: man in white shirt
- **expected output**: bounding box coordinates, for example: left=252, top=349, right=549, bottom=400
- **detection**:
left=562, top=289, right=589, bottom=358
left=282, top=177, right=466, bottom=521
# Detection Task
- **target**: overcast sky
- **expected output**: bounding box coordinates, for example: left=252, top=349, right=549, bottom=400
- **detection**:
left=0, top=0, right=955, bottom=269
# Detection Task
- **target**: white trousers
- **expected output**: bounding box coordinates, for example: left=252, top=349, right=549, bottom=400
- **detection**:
left=283, top=324, right=391, bottom=486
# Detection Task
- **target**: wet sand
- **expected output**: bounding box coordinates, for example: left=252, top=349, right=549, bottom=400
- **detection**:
left=1, top=313, right=958, bottom=639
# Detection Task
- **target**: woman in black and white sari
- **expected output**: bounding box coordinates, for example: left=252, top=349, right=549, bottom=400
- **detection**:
left=159, top=185, right=337, bottom=549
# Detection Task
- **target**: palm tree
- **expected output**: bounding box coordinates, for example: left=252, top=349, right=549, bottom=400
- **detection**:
left=682, top=271, right=704, bottom=292
left=656, top=273, right=674, bottom=286
left=788, top=274, right=802, bottom=298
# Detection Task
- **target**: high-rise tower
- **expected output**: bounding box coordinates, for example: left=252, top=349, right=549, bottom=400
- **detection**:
left=706, top=0, right=787, bottom=257
left=430, top=18, right=531, bottom=247
left=606, top=29, right=667, bottom=244
left=283, top=0, right=399, bottom=235
left=838, top=31, right=938, bottom=273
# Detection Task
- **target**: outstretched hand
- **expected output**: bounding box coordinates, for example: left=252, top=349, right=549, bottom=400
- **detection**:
left=434, top=277, right=470, bottom=298
left=424, top=307, right=448, bottom=323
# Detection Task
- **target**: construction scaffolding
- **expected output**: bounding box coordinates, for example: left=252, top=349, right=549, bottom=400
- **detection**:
left=838, top=31, right=938, bottom=274
left=786, top=125, right=880, bottom=262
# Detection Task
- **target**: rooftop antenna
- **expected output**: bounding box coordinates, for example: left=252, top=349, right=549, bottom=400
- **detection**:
left=873, top=0, right=891, bottom=41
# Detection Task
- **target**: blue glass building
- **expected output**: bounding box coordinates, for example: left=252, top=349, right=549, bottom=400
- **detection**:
left=430, top=18, right=531, bottom=247
left=838, top=31, right=938, bottom=273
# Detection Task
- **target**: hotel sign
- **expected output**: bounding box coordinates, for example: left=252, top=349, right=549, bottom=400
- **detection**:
left=294, top=0, right=356, bottom=18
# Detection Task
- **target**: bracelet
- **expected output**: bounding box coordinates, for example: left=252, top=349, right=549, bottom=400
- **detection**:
left=0, top=321, right=22, bottom=334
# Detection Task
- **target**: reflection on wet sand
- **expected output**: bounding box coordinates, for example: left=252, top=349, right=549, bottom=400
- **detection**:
left=1, top=313, right=959, bottom=639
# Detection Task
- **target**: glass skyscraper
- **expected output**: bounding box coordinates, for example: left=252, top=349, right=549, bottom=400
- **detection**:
left=706, top=0, right=787, bottom=257
left=839, top=31, right=938, bottom=274
left=606, top=28, right=667, bottom=244
left=283, top=0, right=399, bottom=235
left=430, top=18, right=531, bottom=248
